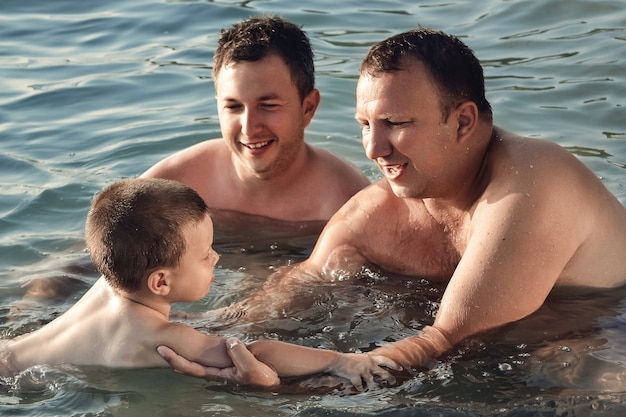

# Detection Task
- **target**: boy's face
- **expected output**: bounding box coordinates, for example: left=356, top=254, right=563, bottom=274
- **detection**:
left=170, top=214, right=219, bottom=302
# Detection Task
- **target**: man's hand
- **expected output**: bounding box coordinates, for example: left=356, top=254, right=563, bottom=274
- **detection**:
left=157, top=337, right=279, bottom=388
left=325, top=352, right=402, bottom=391
left=371, top=325, right=453, bottom=372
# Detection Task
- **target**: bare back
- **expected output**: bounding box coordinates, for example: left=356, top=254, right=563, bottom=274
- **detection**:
left=5, top=279, right=230, bottom=374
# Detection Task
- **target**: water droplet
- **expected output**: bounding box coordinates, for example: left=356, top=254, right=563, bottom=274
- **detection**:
left=498, top=363, right=512, bottom=371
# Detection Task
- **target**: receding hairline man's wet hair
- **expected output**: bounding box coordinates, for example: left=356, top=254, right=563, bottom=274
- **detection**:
left=360, top=27, right=492, bottom=121
left=85, top=178, right=211, bottom=293
left=212, top=15, right=315, bottom=101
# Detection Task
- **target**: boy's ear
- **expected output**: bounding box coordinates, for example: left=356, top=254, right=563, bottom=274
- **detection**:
left=147, top=269, right=172, bottom=296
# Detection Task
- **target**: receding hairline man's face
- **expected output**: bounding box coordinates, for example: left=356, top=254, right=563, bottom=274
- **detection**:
left=355, top=60, right=461, bottom=200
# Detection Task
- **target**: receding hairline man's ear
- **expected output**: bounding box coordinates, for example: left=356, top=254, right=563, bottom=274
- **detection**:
left=454, top=100, right=479, bottom=141
left=147, top=269, right=172, bottom=296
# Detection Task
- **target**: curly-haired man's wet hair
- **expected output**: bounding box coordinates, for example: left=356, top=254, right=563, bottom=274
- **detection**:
left=213, top=15, right=315, bottom=101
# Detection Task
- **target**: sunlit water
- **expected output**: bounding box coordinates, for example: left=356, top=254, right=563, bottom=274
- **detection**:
left=1, top=0, right=625, bottom=416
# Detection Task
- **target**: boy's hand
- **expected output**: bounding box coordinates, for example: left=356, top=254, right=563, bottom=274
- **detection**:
left=326, top=352, right=402, bottom=391
left=157, top=337, right=279, bottom=388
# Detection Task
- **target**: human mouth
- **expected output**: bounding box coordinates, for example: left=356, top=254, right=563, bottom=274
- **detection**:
left=381, top=163, right=407, bottom=180
left=241, top=140, right=274, bottom=150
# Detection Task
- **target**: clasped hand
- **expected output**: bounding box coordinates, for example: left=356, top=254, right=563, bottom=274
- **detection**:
left=325, top=352, right=402, bottom=391
left=158, top=338, right=401, bottom=391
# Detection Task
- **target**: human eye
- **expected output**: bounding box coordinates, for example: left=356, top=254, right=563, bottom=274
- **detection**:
left=222, top=101, right=243, bottom=112
left=355, top=118, right=370, bottom=130
left=386, top=119, right=411, bottom=128
left=260, top=100, right=281, bottom=110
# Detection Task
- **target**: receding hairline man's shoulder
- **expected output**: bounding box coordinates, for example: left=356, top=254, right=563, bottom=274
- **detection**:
left=335, top=180, right=396, bottom=220
left=488, top=130, right=583, bottom=180
left=484, top=130, right=615, bottom=220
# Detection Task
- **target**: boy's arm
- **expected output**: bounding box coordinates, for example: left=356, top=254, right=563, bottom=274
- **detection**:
left=159, top=323, right=279, bottom=388
left=248, top=339, right=400, bottom=391
left=157, top=337, right=279, bottom=388
left=160, top=328, right=401, bottom=391
left=160, top=323, right=401, bottom=390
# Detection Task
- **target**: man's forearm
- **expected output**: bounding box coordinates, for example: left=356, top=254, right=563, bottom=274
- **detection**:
left=371, top=325, right=453, bottom=371
left=220, top=264, right=325, bottom=323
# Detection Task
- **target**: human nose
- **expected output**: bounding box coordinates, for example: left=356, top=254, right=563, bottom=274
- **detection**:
left=208, top=249, right=220, bottom=267
left=363, top=125, right=392, bottom=160
left=241, top=108, right=262, bottom=138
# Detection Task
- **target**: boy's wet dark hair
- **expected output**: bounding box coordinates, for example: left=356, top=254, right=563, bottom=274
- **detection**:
left=85, top=178, right=210, bottom=292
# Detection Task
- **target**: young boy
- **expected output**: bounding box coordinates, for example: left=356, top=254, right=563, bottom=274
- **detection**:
left=1, top=178, right=398, bottom=389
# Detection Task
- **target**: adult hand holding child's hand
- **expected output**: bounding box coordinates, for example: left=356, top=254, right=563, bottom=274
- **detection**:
left=157, top=337, right=279, bottom=388
left=325, top=352, right=402, bottom=391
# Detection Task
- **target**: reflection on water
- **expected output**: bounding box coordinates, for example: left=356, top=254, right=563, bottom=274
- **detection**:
left=1, top=0, right=626, bottom=415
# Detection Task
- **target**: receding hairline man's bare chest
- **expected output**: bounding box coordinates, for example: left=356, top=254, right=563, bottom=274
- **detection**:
left=355, top=199, right=467, bottom=281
